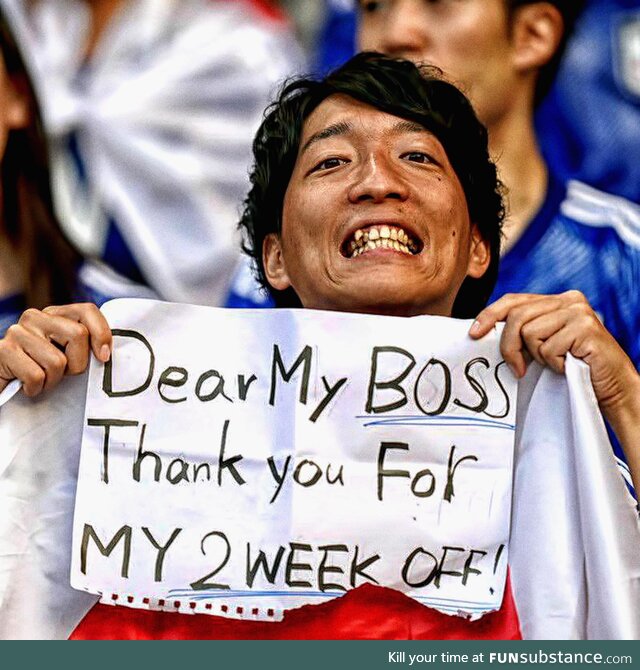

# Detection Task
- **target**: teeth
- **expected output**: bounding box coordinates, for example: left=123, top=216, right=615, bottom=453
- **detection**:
left=347, top=224, right=419, bottom=258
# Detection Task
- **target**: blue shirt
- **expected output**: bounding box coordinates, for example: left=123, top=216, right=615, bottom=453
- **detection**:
left=0, top=294, right=25, bottom=338
left=492, top=175, right=640, bottom=481
left=0, top=261, right=156, bottom=337
left=492, top=176, right=640, bottom=369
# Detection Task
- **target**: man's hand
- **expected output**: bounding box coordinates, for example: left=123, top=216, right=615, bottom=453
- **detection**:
left=469, top=290, right=638, bottom=410
left=0, top=303, right=112, bottom=397
left=469, top=290, right=640, bottom=491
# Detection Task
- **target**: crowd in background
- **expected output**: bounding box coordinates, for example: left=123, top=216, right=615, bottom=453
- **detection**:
left=0, top=0, right=639, bottom=326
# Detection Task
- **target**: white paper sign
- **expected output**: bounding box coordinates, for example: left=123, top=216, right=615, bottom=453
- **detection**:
left=71, top=299, right=518, bottom=622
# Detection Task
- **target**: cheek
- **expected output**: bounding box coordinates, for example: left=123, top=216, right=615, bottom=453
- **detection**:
left=284, top=181, right=336, bottom=252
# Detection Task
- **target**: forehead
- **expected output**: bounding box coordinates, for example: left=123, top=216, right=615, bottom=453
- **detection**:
left=299, top=94, right=444, bottom=151
left=357, top=0, right=510, bottom=22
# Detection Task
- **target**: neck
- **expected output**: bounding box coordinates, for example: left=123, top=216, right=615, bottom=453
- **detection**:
left=487, top=96, right=548, bottom=256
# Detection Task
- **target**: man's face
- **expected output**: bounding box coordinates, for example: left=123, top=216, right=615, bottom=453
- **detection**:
left=358, top=0, right=518, bottom=129
left=263, top=95, right=489, bottom=317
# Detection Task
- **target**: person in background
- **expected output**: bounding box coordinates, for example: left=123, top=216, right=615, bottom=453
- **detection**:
left=0, top=5, right=152, bottom=338
left=318, top=0, right=640, bottom=203
left=0, top=0, right=304, bottom=309
left=535, top=0, right=640, bottom=204
left=356, top=0, right=640, bottom=479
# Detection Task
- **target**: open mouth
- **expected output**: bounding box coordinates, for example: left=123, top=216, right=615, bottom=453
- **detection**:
left=342, top=224, right=422, bottom=259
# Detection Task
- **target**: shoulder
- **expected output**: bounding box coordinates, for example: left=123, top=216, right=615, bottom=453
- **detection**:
left=560, top=180, right=640, bottom=250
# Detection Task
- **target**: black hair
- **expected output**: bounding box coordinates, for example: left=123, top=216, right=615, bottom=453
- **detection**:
left=507, top=0, right=587, bottom=105
left=0, top=7, right=81, bottom=308
left=239, top=52, right=505, bottom=319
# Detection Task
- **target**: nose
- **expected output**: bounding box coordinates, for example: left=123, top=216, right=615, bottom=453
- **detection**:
left=360, top=0, right=429, bottom=61
left=347, top=154, right=409, bottom=204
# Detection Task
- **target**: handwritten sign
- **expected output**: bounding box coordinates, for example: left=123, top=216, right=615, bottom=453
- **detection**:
left=71, top=299, right=517, bottom=621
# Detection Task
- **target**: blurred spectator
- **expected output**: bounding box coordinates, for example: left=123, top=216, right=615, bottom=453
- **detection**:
left=537, top=0, right=640, bottom=203
left=317, top=0, right=640, bottom=203
left=1, top=0, right=304, bottom=307
left=0, top=4, right=153, bottom=337
left=317, top=0, right=356, bottom=74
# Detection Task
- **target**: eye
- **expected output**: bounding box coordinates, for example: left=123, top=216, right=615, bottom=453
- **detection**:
left=359, top=0, right=386, bottom=14
left=311, top=157, right=349, bottom=173
left=401, top=151, right=436, bottom=165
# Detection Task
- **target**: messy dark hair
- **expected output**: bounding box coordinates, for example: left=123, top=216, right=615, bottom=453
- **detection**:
left=507, top=0, right=587, bottom=105
left=239, top=52, right=505, bottom=319
left=0, top=7, right=81, bottom=308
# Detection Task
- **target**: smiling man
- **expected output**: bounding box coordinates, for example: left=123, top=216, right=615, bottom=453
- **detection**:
left=0, top=53, right=639, bottom=639
left=262, top=95, right=491, bottom=317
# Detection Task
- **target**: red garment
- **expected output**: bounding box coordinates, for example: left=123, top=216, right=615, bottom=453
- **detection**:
left=71, top=579, right=521, bottom=640
left=244, top=0, right=287, bottom=23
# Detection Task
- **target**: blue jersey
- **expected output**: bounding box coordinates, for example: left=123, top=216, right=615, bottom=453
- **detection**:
left=494, top=175, right=640, bottom=481
left=0, top=295, right=25, bottom=339
left=492, top=175, right=640, bottom=369
left=537, top=0, right=640, bottom=203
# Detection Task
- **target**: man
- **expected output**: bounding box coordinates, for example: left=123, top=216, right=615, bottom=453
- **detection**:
left=0, top=54, right=638, bottom=639
left=358, top=0, right=640, bottom=375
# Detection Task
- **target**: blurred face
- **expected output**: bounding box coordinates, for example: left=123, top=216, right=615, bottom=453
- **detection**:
left=263, top=95, right=490, bottom=317
left=0, top=54, right=28, bottom=160
left=358, top=0, right=518, bottom=128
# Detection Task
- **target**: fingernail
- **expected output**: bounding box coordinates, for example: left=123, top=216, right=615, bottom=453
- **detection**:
left=469, top=320, right=481, bottom=336
left=99, top=345, right=111, bottom=362
left=508, top=363, right=523, bottom=379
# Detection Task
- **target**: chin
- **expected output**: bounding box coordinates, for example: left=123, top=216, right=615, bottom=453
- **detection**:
left=333, top=295, right=447, bottom=318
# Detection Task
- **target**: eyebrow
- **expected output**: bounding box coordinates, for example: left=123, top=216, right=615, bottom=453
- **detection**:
left=393, top=120, right=430, bottom=135
left=300, top=121, right=352, bottom=155
left=300, top=118, right=430, bottom=155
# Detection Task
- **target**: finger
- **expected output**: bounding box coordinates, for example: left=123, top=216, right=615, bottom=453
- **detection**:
left=0, top=338, right=47, bottom=396
left=537, top=326, right=579, bottom=375
left=515, top=309, right=571, bottom=367
left=19, top=309, right=92, bottom=374
left=9, top=325, right=69, bottom=391
left=470, top=293, right=551, bottom=338
left=42, top=303, right=112, bottom=362
left=496, top=300, right=565, bottom=377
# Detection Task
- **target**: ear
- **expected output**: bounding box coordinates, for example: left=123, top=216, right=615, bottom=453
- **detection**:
left=510, top=2, right=564, bottom=73
left=263, top=233, right=292, bottom=291
left=465, top=224, right=491, bottom=280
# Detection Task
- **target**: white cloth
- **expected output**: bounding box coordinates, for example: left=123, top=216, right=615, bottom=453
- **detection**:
left=0, top=329, right=639, bottom=639
left=510, top=359, right=640, bottom=640
left=1, top=0, right=304, bottom=305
